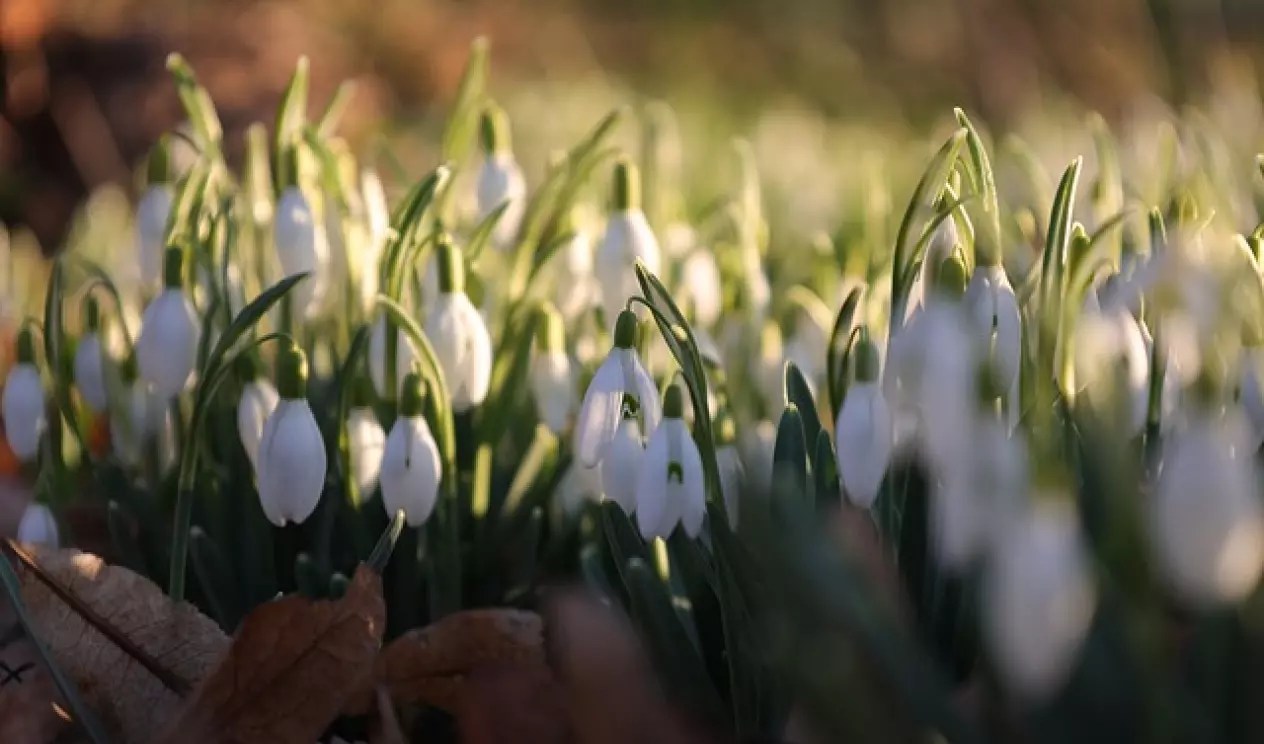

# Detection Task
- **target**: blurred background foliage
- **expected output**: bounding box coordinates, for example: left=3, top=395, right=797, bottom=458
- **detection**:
left=2, top=0, right=1264, bottom=252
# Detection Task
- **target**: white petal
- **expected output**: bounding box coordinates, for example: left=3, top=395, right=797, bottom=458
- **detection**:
left=369, top=314, right=421, bottom=398
left=74, top=335, right=109, bottom=413
left=678, top=432, right=707, bottom=538
left=457, top=294, right=493, bottom=410
left=531, top=351, right=575, bottom=434
left=624, top=349, right=662, bottom=437
left=602, top=419, right=643, bottom=515
left=573, top=354, right=626, bottom=467
left=257, top=402, right=327, bottom=527
left=347, top=408, right=387, bottom=496
left=595, top=210, right=661, bottom=322
left=716, top=445, right=744, bottom=529
left=834, top=382, right=893, bottom=508
left=476, top=155, right=527, bottom=248
left=136, top=290, right=200, bottom=398
left=16, top=503, right=58, bottom=546
left=635, top=421, right=672, bottom=538
left=2, top=365, right=45, bottom=461
left=136, top=185, right=174, bottom=287
left=237, top=380, right=279, bottom=470
left=380, top=415, right=442, bottom=527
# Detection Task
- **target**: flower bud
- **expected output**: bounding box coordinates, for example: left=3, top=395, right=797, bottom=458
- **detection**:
left=136, top=248, right=200, bottom=398
left=3, top=328, right=45, bottom=461
left=256, top=344, right=326, bottom=527
left=380, top=372, right=442, bottom=527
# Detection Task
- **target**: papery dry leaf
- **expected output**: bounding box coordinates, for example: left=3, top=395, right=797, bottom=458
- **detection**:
left=455, top=662, right=568, bottom=744
left=546, top=588, right=722, bottom=744
left=153, top=564, right=385, bottom=744
left=345, top=608, right=546, bottom=714
left=368, top=686, right=407, bottom=744
left=6, top=542, right=229, bottom=743
left=0, top=618, right=68, bottom=744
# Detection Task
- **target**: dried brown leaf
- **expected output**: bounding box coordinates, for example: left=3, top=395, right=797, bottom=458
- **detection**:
left=0, top=618, right=68, bottom=744
left=345, top=608, right=546, bottom=714
left=6, top=542, right=228, bottom=743
left=154, top=564, right=386, bottom=744
left=455, top=662, right=568, bottom=744
left=368, top=686, right=407, bottom=744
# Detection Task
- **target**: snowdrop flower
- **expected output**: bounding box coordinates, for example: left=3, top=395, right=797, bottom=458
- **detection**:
left=256, top=344, right=327, bottom=527
left=136, top=139, right=174, bottom=289
left=347, top=398, right=387, bottom=498
left=16, top=503, right=58, bottom=547
left=1154, top=405, right=1264, bottom=605
left=73, top=296, right=110, bottom=414
left=135, top=248, right=199, bottom=398
left=235, top=352, right=279, bottom=470
left=834, top=331, right=893, bottom=508
left=2, top=328, right=44, bottom=461
left=678, top=249, right=723, bottom=328
left=425, top=235, right=493, bottom=412
left=475, top=104, right=527, bottom=250
left=274, top=177, right=330, bottom=319
left=601, top=415, right=644, bottom=515
left=594, top=158, right=661, bottom=323
left=369, top=313, right=421, bottom=399
left=636, top=384, right=706, bottom=539
left=361, top=167, right=391, bottom=253
left=984, top=500, right=1096, bottom=701
left=573, top=309, right=662, bottom=467
left=902, top=215, right=959, bottom=324
left=530, top=303, right=575, bottom=434
left=110, top=354, right=173, bottom=469
left=551, top=226, right=596, bottom=321
left=380, top=372, right=442, bottom=527
left=963, top=261, right=1022, bottom=391
left=1073, top=302, right=1151, bottom=432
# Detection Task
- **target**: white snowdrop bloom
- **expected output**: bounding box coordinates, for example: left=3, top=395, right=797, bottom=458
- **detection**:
left=714, top=411, right=744, bottom=529
left=558, top=458, right=604, bottom=516
left=424, top=236, right=493, bottom=412
left=834, top=334, right=893, bottom=508
left=235, top=354, right=279, bottom=471
left=551, top=229, right=596, bottom=321
left=2, top=329, right=43, bottom=461
left=361, top=167, right=392, bottom=253
left=379, top=373, right=442, bottom=527
left=678, top=249, right=723, bottom=328
left=1073, top=303, right=1152, bottom=432
left=984, top=499, right=1096, bottom=701
left=369, top=313, right=421, bottom=399
left=1240, top=346, right=1264, bottom=450
left=16, top=503, right=58, bottom=547
left=530, top=304, right=576, bottom=435
left=475, top=104, right=527, bottom=250
left=274, top=185, right=330, bottom=319
left=573, top=310, right=662, bottom=467
left=256, top=344, right=327, bottom=527
left=594, top=159, right=661, bottom=323
left=739, top=420, right=778, bottom=497
left=73, top=297, right=111, bottom=414
left=601, top=416, right=644, bottom=515
left=902, top=216, right=959, bottom=324
left=636, top=385, right=706, bottom=539
left=347, top=404, right=387, bottom=497
left=1154, top=407, right=1264, bottom=605
left=136, top=184, right=174, bottom=289
left=110, top=357, right=174, bottom=470
left=662, top=221, right=697, bottom=259
left=136, top=248, right=199, bottom=399
left=963, top=262, right=1022, bottom=390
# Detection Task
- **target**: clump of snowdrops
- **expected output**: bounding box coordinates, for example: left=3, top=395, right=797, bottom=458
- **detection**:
left=5, top=38, right=1264, bottom=744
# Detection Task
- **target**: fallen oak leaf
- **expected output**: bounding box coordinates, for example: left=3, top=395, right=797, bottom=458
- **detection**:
left=0, top=617, right=70, bottom=744
left=455, top=662, right=568, bottom=744
left=153, top=564, right=386, bottom=744
left=4, top=541, right=228, bottom=743
left=344, top=608, right=546, bottom=714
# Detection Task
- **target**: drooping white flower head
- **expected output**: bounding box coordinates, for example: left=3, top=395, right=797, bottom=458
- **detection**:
left=380, top=372, right=442, bottom=527
left=1073, top=301, right=1153, bottom=433
left=235, top=351, right=280, bottom=471
left=369, top=313, right=421, bottom=399
left=16, top=503, right=59, bottom=547
left=636, top=384, right=707, bottom=540
left=677, top=249, right=723, bottom=329
left=110, top=352, right=172, bottom=468
left=256, top=344, right=327, bottom=527
left=551, top=226, right=596, bottom=322
left=558, top=458, right=604, bottom=517
left=347, top=402, right=387, bottom=498
left=136, top=248, right=200, bottom=399
left=984, top=499, right=1096, bottom=701
left=475, top=103, right=527, bottom=250
left=274, top=183, right=331, bottom=319
left=963, top=262, right=1022, bottom=393
left=136, top=141, right=175, bottom=290
left=594, top=158, right=661, bottom=324
left=573, top=309, right=662, bottom=467
left=601, top=416, right=644, bottom=516
left=902, top=214, right=959, bottom=325
left=424, top=235, right=493, bottom=412
left=1153, top=405, right=1264, bottom=605
left=530, top=303, right=576, bottom=435
left=834, top=331, right=893, bottom=508
left=3, top=327, right=45, bottom=461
